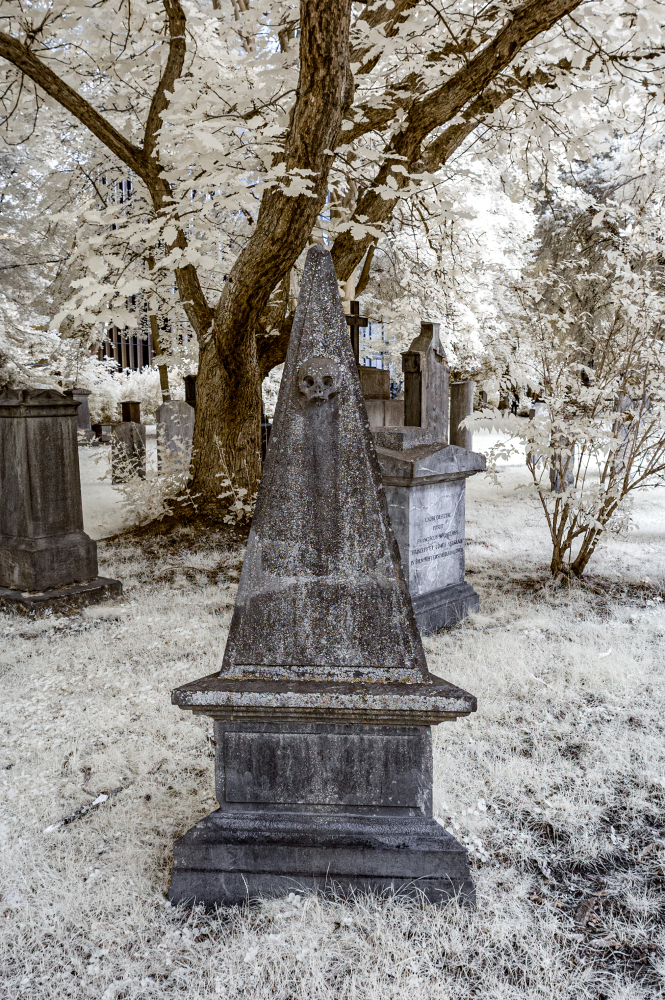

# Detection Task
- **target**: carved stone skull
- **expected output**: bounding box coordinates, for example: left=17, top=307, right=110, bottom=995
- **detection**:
left=297, top=356, right=342, bottom=405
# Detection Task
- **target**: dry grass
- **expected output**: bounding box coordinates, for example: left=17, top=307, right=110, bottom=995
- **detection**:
left=1, top=459, right=664, bottom=999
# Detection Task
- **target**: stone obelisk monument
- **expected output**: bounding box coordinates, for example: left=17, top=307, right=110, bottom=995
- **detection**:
left=170, top=246, right=477, bottom=906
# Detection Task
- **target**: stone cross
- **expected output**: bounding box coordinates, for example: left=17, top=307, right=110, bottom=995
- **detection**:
left=345, top=300, right=368, bottom=364
left=170, top=245, right=476, bottom=908
left=0, top=389, right=122, bottom=613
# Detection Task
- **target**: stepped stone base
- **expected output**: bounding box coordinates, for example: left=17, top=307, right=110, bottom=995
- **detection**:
left=0, top=577, right=122, bottom=616
left=412, top=582, right=480, bottom=635
left=169, top=811, right=475, bottom=907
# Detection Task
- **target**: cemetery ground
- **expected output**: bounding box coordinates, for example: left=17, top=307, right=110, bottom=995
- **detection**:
left=1, top=439, right=664, bottom=1000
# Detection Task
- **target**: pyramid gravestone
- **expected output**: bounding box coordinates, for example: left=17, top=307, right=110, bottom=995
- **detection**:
left=0, top=388, right=122, bottom=614
left=170, top=246, right=476, bottom=907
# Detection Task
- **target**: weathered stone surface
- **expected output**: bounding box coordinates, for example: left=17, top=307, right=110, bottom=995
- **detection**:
left=0, top=389, right=99, bottom=591
left=368, top=327, right=484, bottom=635
left=401, top=323, right=449, bottom=443
left=450, top=381, right=474, bottom=450
left=111, top=421, right=146, bottom=482
left=220, top=249, right=425, bottom=682
left=0, top=388, right=121, bottom=608
left=170, top=247, right=476, bottom=908
left=170, top=811, right=475, bottom=907
left=214, top=722, right=432, bottom=813
left=92, top=423, right=113, bottom=444
left=156, top=400, right=194, bottom=470
left=358, top=367, right=390, bottom=400
left=72, top=388, right=95, bottom=444
left=0, top=576, right=122, bottom=616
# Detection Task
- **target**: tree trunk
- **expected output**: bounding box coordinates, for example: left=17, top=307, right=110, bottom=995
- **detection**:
left=189, top=338, right=262, bottom=512
left=188, top=0, right=352, bottom=511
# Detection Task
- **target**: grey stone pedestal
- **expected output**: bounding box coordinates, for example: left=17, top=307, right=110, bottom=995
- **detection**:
left=0, top=388, right=121, bottom=613
left=170, top=719, right=474, bottom=906
left=375, top=443, right=485, bottom=635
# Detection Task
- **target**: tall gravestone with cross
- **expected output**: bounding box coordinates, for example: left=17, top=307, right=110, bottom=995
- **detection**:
left=373, top=325, right=485, bottom=634
left=169, top=246, right=476, bottom=907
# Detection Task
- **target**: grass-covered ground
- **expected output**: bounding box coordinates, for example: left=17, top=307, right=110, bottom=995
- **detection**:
left=1, top=447, right=664, bottom=999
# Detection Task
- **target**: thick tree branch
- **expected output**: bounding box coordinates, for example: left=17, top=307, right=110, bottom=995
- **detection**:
left=0, top=30, right=146, bottom=177
left=343, top=0, right=582, bottom=145
left=144, top=0, right=186, bottom=167
left=332, top=0, right=585, bottom=281
left=0, top=5, right=213, bottom=341
left=212, top=0, right=353, bottom=370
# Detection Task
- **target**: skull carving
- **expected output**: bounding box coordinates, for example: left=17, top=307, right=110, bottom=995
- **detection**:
left=297, top=356, right=342, bottom=405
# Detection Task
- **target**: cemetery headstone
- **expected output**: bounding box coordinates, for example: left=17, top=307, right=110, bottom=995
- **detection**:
left=92, top=423, right=113, bottom=444
left=72, top=387, right=96, bottom=444
left=111, top=400, right=146, bottom=483
left=0, top=388, right=122, bottom=613
left=450, top=381, right=474, bottom=450
left=170, top=246, right=476, bottom=908
left=359, top=366, right=404, bottom=428
left=184, top=374, right=197, bottom=409
left=156, top=400, right=194, bottom=472
left=373, top=325, right=485, bottom=634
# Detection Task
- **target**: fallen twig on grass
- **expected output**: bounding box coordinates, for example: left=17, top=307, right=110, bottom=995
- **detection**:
left=44, top=786, right=126, bottom=833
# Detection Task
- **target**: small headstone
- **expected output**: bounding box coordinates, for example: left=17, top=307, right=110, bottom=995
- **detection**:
left=170, top=246, right=476, bottom=909
left=373, top=325, right=485, bottom=634
left=72, top=388, right=96, bottom=444
left=156, top=400, right=194, bottom=472
left=183, top=375, right=197, bottom=409
left=121, top=400, right=141, bottom=423
left=358, top=366, right=404, bottom=428
left=450, top=381, right=474, bottom=450
left=92, top=423, right=113, bottom=444
left=0, top=388, right=122, bottom=614
left=111, top=401, right=146, bottom=483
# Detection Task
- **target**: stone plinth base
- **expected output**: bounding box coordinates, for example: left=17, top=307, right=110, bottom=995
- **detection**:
left=170, top=811, right=475, bottom=907
left=0, top=531, right=98, bottom=593
left=0, top=577, right=122, bottom=616
left=412, top=582, right=479, bottom=635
